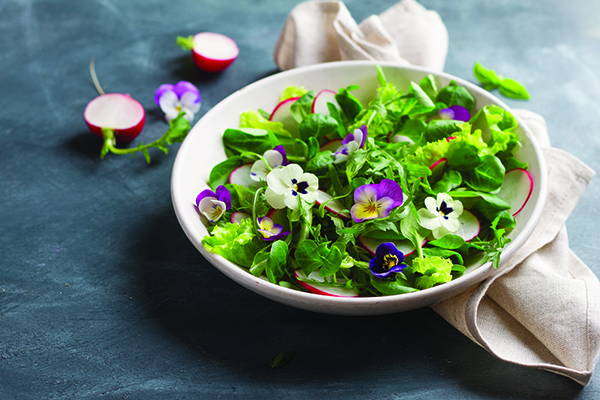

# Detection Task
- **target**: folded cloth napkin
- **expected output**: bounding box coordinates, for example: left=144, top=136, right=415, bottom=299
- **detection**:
left=274, top=0, right=600, bottom=385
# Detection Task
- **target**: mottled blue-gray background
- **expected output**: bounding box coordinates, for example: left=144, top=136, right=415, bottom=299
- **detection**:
left=1, top=0, right=599, bottom=399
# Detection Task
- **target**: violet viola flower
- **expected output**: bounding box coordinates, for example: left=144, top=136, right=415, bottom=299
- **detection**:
left=256, top=216, right=290, bottom=241
left=333, top=125, right=367, bottom=163
left=438, top=105, right=471, bottom=122
left=350, top=179, right=403, bottom=223
left=154, top=81, right=201, bottom=123
left=195, top=185, right=231, bottom=223
left=250, top=145, right=288, bottom=182
left=369, top=242, right=407, bottom=279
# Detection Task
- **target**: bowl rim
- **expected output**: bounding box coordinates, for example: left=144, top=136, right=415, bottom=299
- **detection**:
left=171, top=60, right=548, bottom=311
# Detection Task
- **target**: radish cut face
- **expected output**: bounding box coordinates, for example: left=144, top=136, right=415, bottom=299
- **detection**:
left=359, top=235, right=422, bottom=257
left=315, top=190, right=350, bottom=219
left=228, top=163, right=260, bottom=187
left=84, top=93, right=145, bottom=142
left=294, top=269, right=359, bottom=297
left=311, top=89, right=339, bottom=115
left=454, top=209, right=481, bottom=241
left=319, top=139, right=342, bottom=153
left=192, top=32, right=239, bottom=72
left=496, top=168, right=534, bottom=216
left=269, top=97, right=300, bottom=136
left=266, top=208, right=288, bottom=228
left=231, top=211, right=251, bottom=224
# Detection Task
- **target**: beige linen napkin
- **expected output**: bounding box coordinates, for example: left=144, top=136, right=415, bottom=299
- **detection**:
left=274, top=0, right=600, bottom=385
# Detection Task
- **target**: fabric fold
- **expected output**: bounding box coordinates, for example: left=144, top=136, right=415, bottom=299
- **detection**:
left=273, top=0, right=600, bottom=385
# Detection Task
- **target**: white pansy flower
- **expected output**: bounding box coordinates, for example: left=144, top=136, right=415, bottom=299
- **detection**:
left=417, top=193, right=463, bottom=239
left=265, top=164, right=318, bottom=210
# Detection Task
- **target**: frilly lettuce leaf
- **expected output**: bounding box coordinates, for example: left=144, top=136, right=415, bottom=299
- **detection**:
left=201, top=218, right=266, bottom=269
left=239, top=110, right=291, bottom=136
left=411, top=256, right=453, bottom=289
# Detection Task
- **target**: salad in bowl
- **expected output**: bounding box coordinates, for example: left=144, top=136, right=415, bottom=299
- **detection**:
left=171, top=61, right=546, bottom=315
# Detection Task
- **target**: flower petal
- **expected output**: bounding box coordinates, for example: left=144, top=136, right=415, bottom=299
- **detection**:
left=449, top=105, right=471, bottom=122
left=375, top=196, right=395, bottom=218
left=358, top=125, right=368, bottom=148
left=250, top=159, right=269, bottom=181
left=198, top=198, right=226, bottom=222
left=273, top=145, right=288, bottom=166
left=195, top=189, right=216, bottom=206
left=257, top=216, right=274, bottom=231
left=158, top=90, right=179, bottom=114
left=353, top=185, right=378, bottom=205
left=154, top=84, right=174, bottom=106
left=266, top=168, right=289, bottom=194
left=265, top=187, right=287, bottom=209
left=215, top=185, right=231, bottom=209
left=440, top=216, right=460, bottom=232
left=418, top=208, right=441, bottom=230
left=263, top=149, right=284, bottom=169
left=180, top=91, right=201, bottom=114
left=376, top=179, right=403, bottom=208
left=283, top=192, right=300, bottom=209
left=173, top=81, right=200, bottom=98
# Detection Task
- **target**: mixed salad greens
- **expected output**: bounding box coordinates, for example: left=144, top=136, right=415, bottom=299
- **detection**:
left=196, top=66, right=530, bottom=297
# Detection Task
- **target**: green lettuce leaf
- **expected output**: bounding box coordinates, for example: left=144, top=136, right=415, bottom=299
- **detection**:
left=202, top=218, right=265, bottom=269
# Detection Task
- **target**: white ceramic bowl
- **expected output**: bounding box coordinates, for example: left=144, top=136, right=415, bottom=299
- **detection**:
left=171, top=61, right=547, bottom=316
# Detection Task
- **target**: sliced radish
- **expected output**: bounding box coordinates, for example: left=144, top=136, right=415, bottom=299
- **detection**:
left=429, top=158, right=447, bottom=180
left=231, top=211, right=251, bottom=224
left=390, top=134, right=414, bottom=145
left=319, top=139, right=342, bottom=153
left=359, top=235, right=424, bottom=257
left=311, top=89, right=340, bottom=115
left=315, top=190, right=350, bottom=219
left=269, top=97, right=300, bottom=136
left=496, top=168, right=534, bottom=216
left=454, top=209, right=480, bottom=241
left=228, top=163, right=260, bottom=187
left=191, top=32, right=239, bottom=72
left=294, top=269, right=359, bottom=297
left=84, top=93, right=145, bottom=143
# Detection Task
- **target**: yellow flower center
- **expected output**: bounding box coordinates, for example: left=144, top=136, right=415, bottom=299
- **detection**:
left=383, top=254, right=398, bottom=271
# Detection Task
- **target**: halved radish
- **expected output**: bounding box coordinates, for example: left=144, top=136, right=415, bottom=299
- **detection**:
left=229, top=163, right=260, bottom=187
left=294, top=269, right=359, bottom=297
left=84, top=93, right=145, bottom=143
left=429, top=158, right=447, bottom=180
left=454, top=209, right=480, bottom=241
left=496, top=168, right=534, bottom=216
left=319, top=139, right=342, bottom=153
left=191, top=32, right=239, bottom=72
left=269, top=97, right=300, bottom=136
left=231, top=211, right=251, bottom=224
left=359, top=235, right=424, bottom=257
left=311, top=89, right=340, bottom=115
left=315, top=190, right=350, bottom=219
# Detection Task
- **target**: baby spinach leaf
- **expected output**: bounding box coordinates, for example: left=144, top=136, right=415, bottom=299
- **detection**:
left=335, top=86, right=363, bottom=122
left=425, top=119, right=463, bottom=142
left=436, top=80, right=475, bottom=112
left=473, top=61, right=501, bottom=90
left=266, top=240, right=289, bottom=283
left=294, top=240, right=321, bottom=276
left=208, top=156, right=244, bottom=189
left=290, top=91, right=315, bottom=123
left=469, top=154, right=505, bottom=192
left=499, top=78, right=530, bottom=100
left=370, top=276, right=417, bottom=295
left=420, top=74, right=438, bottom=100
left=270, top=351, right=294, bottom=368
left=298, top=113, right=339, bottom=142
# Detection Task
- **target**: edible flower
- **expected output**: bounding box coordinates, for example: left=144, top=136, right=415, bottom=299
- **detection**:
left=333, top=125, right=367, bottom=163
left=417, top=193, right=463, bottom=239
left=154, top=81, right=201, bottom=123
left=350, top=179, right=403, bottom=223
left=257, top=216, right=290, bottom=241
left=195, top=185, right=231, bottom=223
left=369, top=242, right=407, bottom=278
left=438, top=105, right=470, bottom=122
left=250, top=145, right=288, bottom=182
left=265, top=164, right=318, bottom=210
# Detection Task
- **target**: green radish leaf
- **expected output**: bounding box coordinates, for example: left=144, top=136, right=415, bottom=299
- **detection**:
left=499, top=78, right=531, bottom=100
left=270, top=351, right=294, bottom=368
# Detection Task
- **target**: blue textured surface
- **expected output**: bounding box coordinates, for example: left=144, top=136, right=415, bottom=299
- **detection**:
left=1, top=0, right=599, bottom=398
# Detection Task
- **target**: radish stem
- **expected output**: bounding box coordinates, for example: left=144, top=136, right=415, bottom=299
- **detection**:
left=89, top=56, right=105, bottom=96
left=100, top=112, right=191, bottom=162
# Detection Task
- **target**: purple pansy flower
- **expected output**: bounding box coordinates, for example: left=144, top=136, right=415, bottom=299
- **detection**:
left=369, top=242, right=407, bottom=278
left=350, top=179, right=403, bottom=223
left=155, top=81, right=201, bottom=123
left=195, top=185, right=231, bottom=223
left=256, top=216, right=290, bottom=241
left=250, top=145, right=288, bottom=182
left=334, top=125, right=367, bottom=163
left=438, top=105, right=471, bottom=122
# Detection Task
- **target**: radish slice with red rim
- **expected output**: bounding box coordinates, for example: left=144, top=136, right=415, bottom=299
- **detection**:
left=319, top=139, right=342, bottom=153
left=84, top=93, right=145, bottom=143
left=294, top=269, right=359, bottom=297
left=191, top=32, right=239, bottom=72
left=429, top=158, right=447, bottom=180
left=311, top=89, right=339, bottom=115
left=269, top=97, right=300, bottom=136
left=496, top=168, right=534, bottom=216
left=231, top=211, right=251, bottom=224
left=454, top=209, right=481, bottom=242
left=229, top=163, right=260, bottom=187
left=315, top=190, right=350, bottom=219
